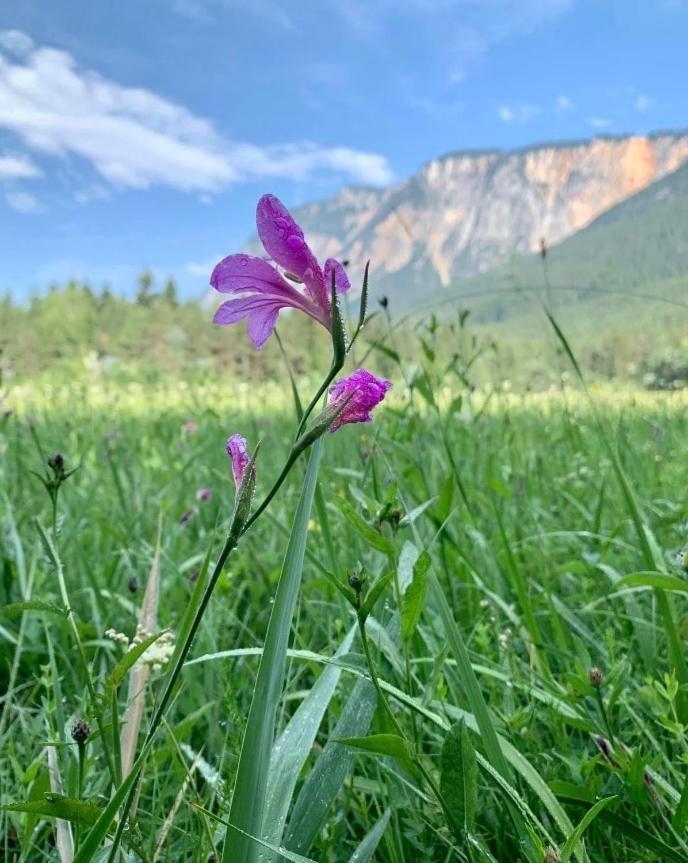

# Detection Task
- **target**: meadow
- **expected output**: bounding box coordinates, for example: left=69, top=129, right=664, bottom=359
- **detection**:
left=2, top=299, right=688, bottom=863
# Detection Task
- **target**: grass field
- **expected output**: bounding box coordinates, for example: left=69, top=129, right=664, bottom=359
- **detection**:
left=2, top=325, right=688, bottom=862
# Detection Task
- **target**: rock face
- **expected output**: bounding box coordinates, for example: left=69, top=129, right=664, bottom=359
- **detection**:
left=279, top=132, right=688, bottom=300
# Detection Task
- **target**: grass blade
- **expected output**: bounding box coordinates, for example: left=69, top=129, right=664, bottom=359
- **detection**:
left=222, top=438, right=324, bottom=863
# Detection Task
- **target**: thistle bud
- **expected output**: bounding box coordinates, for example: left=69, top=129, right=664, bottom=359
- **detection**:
left=71, top=718, right=90, bottom=746
left=588, top=666, right=604, bottom=688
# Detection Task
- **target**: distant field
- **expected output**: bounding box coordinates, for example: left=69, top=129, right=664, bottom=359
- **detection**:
left=2, top=363, right=688, bottom=861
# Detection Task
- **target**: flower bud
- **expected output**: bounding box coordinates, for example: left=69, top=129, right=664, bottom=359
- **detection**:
left=588, top=666, right=604, bottom=688
left=71, top=718, right=90, bottom=746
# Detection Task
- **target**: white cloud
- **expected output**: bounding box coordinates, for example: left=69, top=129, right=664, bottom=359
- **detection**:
left=498, top=103, right=539, bottom=123
left=635, top=94, right=652, bottom=112
left=5, top=190, right=40, bottom=212
left=0, top=153, right=42, bottom=179
left=557, top=94, right=574, bottom=112
left=0, top=32, right=392, bottom=194
left=0, top=30, right=34, bottom=56
left=585, top=116, right=612, bottom=129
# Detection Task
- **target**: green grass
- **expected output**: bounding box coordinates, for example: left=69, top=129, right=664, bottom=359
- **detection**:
left=2, top=323, right=688, bottom=862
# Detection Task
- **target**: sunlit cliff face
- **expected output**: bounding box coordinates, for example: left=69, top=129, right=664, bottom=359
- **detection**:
left=261, top=133, right=688, bottom=291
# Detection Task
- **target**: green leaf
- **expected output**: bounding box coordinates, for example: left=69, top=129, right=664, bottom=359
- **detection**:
left=222, top=439, right=323, bottom=863
left=399, top=499, right=435, bottom=528
left=334, top=497, right=395, bottom=555
left=2, top=796, right=102, bottom=826
left=337, top=733, right=410, bottom=765
left=560, top=797, right=617, bottom=863
left=262, top=627, right=356, bottom=861
left=401, top=551, right=430, bottom=640
left=106, top=630, right=163, bottom=689
left=440, top=720, right=478, bottom=837
left=616, top=573, right=688, bottom=592
left=285, top=678, right=377, bottom=855
left=0, top=600, right=68, bottom=618
left=436, top=474, right=454, bottom=523
left=348, top=809, right=391, bottom=863
left=360, top=571, right=393, bottom=621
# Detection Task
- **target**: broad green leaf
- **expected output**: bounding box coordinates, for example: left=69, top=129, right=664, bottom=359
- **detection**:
left=440, top=720, right=478, bottom=837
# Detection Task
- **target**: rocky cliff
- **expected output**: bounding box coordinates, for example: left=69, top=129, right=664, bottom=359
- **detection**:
left=276, top=132, right=688, bottom=300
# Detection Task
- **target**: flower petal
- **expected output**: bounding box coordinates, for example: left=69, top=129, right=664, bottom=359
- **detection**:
left=247, top=305, right=280, bottom=349
left=328, top=368, right=392, bottom=432
left=323, top=258, right=351, bottom=294
left=210, top=253, right=290, bottom=296
left=256, top=194, right=322, bottom=283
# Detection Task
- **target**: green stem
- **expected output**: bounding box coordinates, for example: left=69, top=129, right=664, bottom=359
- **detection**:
left=594, top=687, right=615, bottom=748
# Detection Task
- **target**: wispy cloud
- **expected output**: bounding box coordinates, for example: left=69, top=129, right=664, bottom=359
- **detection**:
left=0, top=32, right=392, bottom=195
left=634, top=93, right=653, bottom=112
left=327, top=0, right=574, bottom=80
left=498, top=103, right=540, bottom=123
left=556, top=94, right=574, bottom=112
left=0, top=153, right=42, bottom=180
left=585, top=116, right=612, bottom=129
left=5, top=190, right=41, bottom=213
left=170, top=0, right=295, bottom=29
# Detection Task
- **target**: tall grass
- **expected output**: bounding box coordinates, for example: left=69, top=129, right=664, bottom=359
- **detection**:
left=1, top=313, right=688, bottom=862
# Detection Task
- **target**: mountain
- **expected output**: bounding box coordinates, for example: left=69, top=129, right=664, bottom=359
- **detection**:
left=263, top=131, right=688, bottom=302
left=439, top=158, right=688, bottom=324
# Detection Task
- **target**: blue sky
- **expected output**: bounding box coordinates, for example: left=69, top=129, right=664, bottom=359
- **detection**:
left=1, top=0, right=686, bottom=300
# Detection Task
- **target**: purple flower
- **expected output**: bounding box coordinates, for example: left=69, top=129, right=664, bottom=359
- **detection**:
left=182, top=421, right=198, bottom=433
left=211, top=194, right=350, bottom=349
left=328, top=369, right=392, bottom=433
left=196, top=488, right=212, bottom=502
left=226, top=434, right=250, bottom=488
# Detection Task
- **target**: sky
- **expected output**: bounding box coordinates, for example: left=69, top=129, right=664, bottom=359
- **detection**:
left=0, top=0, right=687, bottom=301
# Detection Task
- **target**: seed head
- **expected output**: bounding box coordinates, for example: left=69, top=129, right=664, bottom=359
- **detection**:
left=71, top=718, right=90, bottom=746
left=588, top=666, right=604, bottom=688
left=544, top=846, right=560, bottom=863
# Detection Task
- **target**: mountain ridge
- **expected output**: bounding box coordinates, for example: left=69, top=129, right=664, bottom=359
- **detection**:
left=246, top=130, right=688, bottom=303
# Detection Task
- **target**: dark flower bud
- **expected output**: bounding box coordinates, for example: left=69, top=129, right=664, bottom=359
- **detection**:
left=378, top=295, right=389, bottom=310
left=48, top=453, right=65, bottom=473
left=127, top=577, right=139, bottom=594
left=71, top=718, right=90, bottom=746
left=588, top=666, right=604, bottom=688
left=348, top=573, right=363, bottom=593
left=540, top=237, right=547, bottom=259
